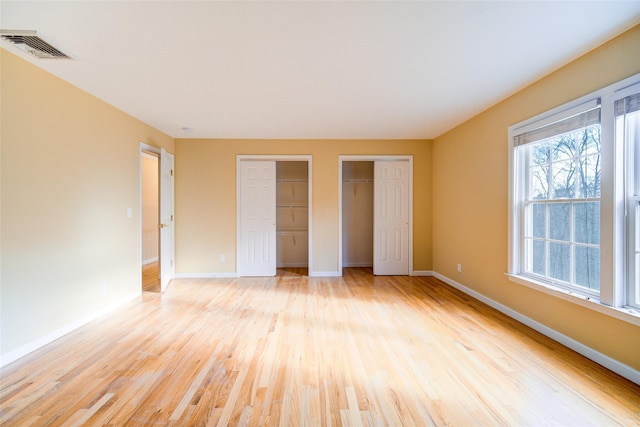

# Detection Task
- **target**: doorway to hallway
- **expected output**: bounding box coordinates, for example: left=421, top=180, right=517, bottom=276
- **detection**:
left=139, top=143, right=175, bottom=292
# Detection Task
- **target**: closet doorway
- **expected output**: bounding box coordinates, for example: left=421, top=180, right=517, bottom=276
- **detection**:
left=342, top=161, right=374, bottom=269
left=339, top=156, right=413, bottom=275
left=276, top=161, right=309, bottom=272
left=237, top=156, right=312, bottom=277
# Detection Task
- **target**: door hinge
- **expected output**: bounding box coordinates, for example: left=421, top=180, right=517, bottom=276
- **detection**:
left=170, top=169, right=174, bottom=177
left=171, top=260, right=174, bottom=266
left=171, top=214, right=174, bottom=221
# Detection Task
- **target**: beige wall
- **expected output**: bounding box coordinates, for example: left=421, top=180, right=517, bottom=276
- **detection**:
left=175, top=139, right=432, bottom=275
left=1, top=49, right=174, bottom=357
left=432, top=25, right=640, bottom=371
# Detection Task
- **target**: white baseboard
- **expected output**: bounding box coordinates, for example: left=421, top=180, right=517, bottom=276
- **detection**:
left=174, top=272, right=239, bottom=279
left=142, top=257, right=158, bottom=266
left=1, top=292, right=141, bottom=368
left=411, top=270, right=433, bottom=276
left=431, top=271, right=640, bottom=386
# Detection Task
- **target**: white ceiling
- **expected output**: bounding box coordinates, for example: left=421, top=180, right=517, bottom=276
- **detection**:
left=2, top=1, right=640, bottom=140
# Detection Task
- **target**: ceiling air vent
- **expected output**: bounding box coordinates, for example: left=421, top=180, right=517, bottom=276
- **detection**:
left=1, top=30, right=74, bottom=59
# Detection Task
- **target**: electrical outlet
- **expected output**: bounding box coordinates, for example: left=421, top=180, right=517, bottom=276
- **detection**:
left=99, top=282, right=108, bottom=294
left=457, top=263, right=462, bottom=273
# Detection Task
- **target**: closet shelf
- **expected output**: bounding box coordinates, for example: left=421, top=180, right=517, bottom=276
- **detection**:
left=276, top=179, right=308, bottom=183
left=343, top=179, right=373, bottom=183
left=276, top=205, right=308, bottom=208
left=277, top=230, right=308, bottom=235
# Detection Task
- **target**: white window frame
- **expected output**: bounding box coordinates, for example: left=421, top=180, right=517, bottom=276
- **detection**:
left=616, top=82, right=640, bottom=309
left=508, top=73, right=640, bottom=326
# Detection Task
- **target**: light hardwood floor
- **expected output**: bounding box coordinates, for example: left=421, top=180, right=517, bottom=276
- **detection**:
left=1, top=269, right=639, bottom=426
left=142, top=261, right=161, bottom=293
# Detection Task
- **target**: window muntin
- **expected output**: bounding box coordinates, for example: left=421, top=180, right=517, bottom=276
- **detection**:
left=522, top=122, right=601, bottom=293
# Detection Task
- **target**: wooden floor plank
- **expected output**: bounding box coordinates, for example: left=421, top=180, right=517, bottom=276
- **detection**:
left=142, top=261, right=160, bottom=293
left=1, top=269, right=639, bottom=426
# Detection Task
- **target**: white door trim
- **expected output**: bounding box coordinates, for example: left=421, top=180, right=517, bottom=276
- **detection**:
left=338, top=155, right=414, bottom=276
left=236, top=155, right=313, bottom=275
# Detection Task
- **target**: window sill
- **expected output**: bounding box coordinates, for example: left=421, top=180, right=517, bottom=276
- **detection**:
left=506, top=273, right=640, bottom=327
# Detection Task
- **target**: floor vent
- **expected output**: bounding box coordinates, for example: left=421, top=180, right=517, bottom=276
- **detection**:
left=1, top=30, right=74, bottom=59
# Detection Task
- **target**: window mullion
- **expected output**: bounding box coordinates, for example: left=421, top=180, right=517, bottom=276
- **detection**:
left=599, top=97, right=622, bottom=307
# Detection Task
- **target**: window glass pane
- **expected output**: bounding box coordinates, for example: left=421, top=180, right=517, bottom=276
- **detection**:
left=532, top=204, right=545, bottom=238
left=552, top=134, right=576, bottom=161
left=636, top=201, right=640, bottom=247
left=636, top=251, right=640, bottom=306
left=576, top=126, right=601, bottom=156
left=532, top=142, right=550, bottom=165
left=574, top=246, right=600, bottom=291
left=552, top=160, right=576, bottom=198
left=525, top=238, right=546, bottom=276
left=549, top=203, right=570, bottom=241
left=530, top=165, right=549, bottom=200
left=576, top=154, right=601, bottom=198
left=632, top=111, right=640, bottom=196
left=615, top=113, right=636, bottom=190
left=532, top=240, right=546, bottom=276
left=574, top=202, right=600, bottom=245
left=549, top=242, right=570, bottom=282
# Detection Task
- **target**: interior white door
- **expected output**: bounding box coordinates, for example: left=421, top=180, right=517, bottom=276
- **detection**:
left=374, top=161, right=409, bottom=275
left=160, top=148, right=175, bottom=291
left=239, top=161, right=277, bottom=276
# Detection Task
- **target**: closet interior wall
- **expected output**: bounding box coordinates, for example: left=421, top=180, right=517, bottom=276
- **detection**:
left=276, top=161, right=309, bottom=268
left=342, top=161, right=374, bottom=267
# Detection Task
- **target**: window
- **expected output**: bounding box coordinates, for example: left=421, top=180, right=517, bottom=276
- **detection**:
left=616, top=91, right=640, bottom=308
left=519, top=107, right=601, bottom=293
left=508, top=74, right=640, bottom=320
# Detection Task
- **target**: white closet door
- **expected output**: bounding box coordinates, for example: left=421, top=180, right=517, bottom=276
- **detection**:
left=374, top=161, right=409, bottom=275
left=239, top=161, right=276, bottom=276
